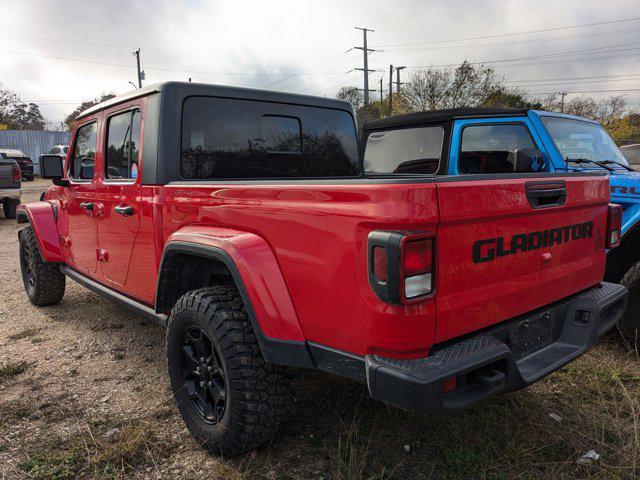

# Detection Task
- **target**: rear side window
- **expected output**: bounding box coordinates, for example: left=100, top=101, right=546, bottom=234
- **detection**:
left=364, top=127, right=444, bottom=174
left=460, top=124, right=542, bottom=174
left=105, top=109, right=141, bottom=180
left=49, top=147, right=59, bottom=154
left=181, top=97, right=359, bottom=179
left=69, top=122, right=98, bottom=180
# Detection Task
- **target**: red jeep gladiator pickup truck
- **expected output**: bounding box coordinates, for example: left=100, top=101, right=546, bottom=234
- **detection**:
left=18, top=82, right=627, bottom=455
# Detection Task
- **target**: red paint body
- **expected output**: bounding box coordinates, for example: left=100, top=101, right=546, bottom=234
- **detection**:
left=30, top=97, right=610, bottom=358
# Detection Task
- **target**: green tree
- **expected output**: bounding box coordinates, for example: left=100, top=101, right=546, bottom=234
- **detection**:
left=10, top=103, right=46, bottom=130
left=0, top=85, right=20, bottom=127
left=65, top=93, right=116, bottom=129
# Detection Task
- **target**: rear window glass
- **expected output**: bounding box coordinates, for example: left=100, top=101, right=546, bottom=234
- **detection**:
left=364, top=127, right=444, bottom=174
left=460, top=124, right=543, bottom=174
left=105, top=109, right=141, bottom=180
left=181, top=97, right=359, bottom=179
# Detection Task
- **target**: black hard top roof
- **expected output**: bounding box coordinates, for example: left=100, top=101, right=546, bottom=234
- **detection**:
left=78, top=81, right=354, bottom=120
left=362, top=107, right=528, bottom=130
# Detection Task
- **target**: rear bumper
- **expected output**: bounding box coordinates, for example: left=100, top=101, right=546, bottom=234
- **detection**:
left=20, top=164, right=33, bottom=178
left=0, top=187, right=21, bottom=201
left=366, top=282, right=627, bottom=414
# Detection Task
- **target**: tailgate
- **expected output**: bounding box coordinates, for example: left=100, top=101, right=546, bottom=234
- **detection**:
left=434, top=174, right=608, bottom=343
left=0, top=160, right=16, bottom=189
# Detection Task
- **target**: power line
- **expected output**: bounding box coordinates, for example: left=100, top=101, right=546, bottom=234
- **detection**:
left=406, top=42, right=640, bottom=68
left=403, top=47, right=640, bottom=71
left=296, top=70, right=354, bottom=94
left=510, top=78, right=640, bottom=89
left=506, top=73, right=640, bottom=84
left=263, top=52, right=357, bottom=90
left=263, top=49, right=353, bottom=88
left=531, top=88, right=640, bottom=95
left=379, top=28, right=640, bottom=52
left=372, top=16, right=640, bottom=48
left=0, top=32, right=281, bottom=68
left=0, top=47, right=351, bottom=77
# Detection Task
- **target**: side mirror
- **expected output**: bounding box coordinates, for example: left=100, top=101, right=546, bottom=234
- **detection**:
left=39, top=154, right=68, bottom=186
left=514, top=148, right=545, bottom=173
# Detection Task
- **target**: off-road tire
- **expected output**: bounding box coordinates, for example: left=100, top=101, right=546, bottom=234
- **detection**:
left=3, top=199, right=18, bottom=219
left=166, top=286, right=288, bottom=456
left=620, top=262, right=640, bottom=345
left=19, top=226, right=65, bottom=306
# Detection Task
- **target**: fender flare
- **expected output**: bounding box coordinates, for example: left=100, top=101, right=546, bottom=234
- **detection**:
left=155, top=226, right=313, bottom=368
left=16, top=202, right=64, bottom=263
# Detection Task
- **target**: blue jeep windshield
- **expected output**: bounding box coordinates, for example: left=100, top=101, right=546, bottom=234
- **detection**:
left=541, top=116, right=628, bottom=167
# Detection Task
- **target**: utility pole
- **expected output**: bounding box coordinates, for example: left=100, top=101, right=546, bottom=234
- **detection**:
left=559, top=91, right=568, bottom=113
left=394, top=66, right=406, bottom=94
left=388, top=65, right=393, bottom=115
left=379, top=78, right=383, bottom=102
left=132, top=49, right=144, bottom=88
left=354, top=27, right=375, bottom=105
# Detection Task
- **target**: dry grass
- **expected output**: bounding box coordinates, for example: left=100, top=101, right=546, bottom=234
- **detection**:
left=7, top=328, right=41, bottom=341
left=15, top=418, right=173, bottom=480
left=0, top=360, right=30, bottom=381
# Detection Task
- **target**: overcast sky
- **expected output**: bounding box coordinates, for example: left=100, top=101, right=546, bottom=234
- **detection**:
left=1, top=0, right=639, bottom=124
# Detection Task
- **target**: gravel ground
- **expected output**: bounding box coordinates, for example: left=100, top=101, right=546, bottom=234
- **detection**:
left=1, top=179, right=638, bottom=480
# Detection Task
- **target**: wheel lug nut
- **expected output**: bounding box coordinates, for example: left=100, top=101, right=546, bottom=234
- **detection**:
left=199, top=381, right=205, bottom=387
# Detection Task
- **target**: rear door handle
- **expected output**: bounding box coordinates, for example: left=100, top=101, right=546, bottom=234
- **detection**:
left=79, top=202, right=94, bottom=211
left=114, top=205, right=134, bottom=216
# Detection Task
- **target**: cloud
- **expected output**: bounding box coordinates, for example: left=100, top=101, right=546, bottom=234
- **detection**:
left=1, top=0, right=639, bottom=122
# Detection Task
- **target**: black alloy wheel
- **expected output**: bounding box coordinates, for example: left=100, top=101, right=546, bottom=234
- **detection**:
left=180, top=326, right=227, bottom=425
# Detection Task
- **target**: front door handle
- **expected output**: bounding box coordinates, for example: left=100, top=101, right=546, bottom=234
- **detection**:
left=114, top=205, right=134, bottom=216
left=79, top=202, right=94, bottom=211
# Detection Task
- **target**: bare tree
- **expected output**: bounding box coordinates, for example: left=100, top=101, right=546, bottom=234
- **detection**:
left=403, top=67, right=450, bottom=110
left=403, top=61, right=518, bottom=110
left=336, top=86, right=364, bottom=110
left=598, top=96, right=628, bottom=126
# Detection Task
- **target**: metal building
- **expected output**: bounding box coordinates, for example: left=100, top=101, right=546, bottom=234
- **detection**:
left=0, top=130, right=71, bottom=175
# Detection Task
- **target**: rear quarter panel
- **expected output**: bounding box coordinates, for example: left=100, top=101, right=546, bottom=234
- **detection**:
left=163, top=182, right=439, bottom=357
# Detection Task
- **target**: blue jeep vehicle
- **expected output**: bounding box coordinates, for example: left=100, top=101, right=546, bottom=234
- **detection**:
left=362, top=108, right=638, bottom=340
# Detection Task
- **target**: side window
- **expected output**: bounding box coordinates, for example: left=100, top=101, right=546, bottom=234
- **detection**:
left=364, top=126, right=444, bottom=174
left=181, top=97, right=359, bottom=179
left=69, top=122, right=98, bottom=180
left=459, top=124, right=543, bottom=174
left=105, top=109, right=141, bottom=180
left=50, top=147, right=59, bottom=154
left=261, top=115, right=302, bottom=153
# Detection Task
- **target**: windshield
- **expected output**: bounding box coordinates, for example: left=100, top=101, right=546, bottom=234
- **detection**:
left=541, top=116, right=628, bottom=167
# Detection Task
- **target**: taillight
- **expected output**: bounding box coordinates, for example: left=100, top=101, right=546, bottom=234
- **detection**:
left=368, top=231, right=435, bottom=304
left=372, top=246, right=387, bottom=282
left=607, top=203, right=622, bottom=249
left=401, top=237, right=433, bottom=300
left=12, top=164, right=21, bottom=182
